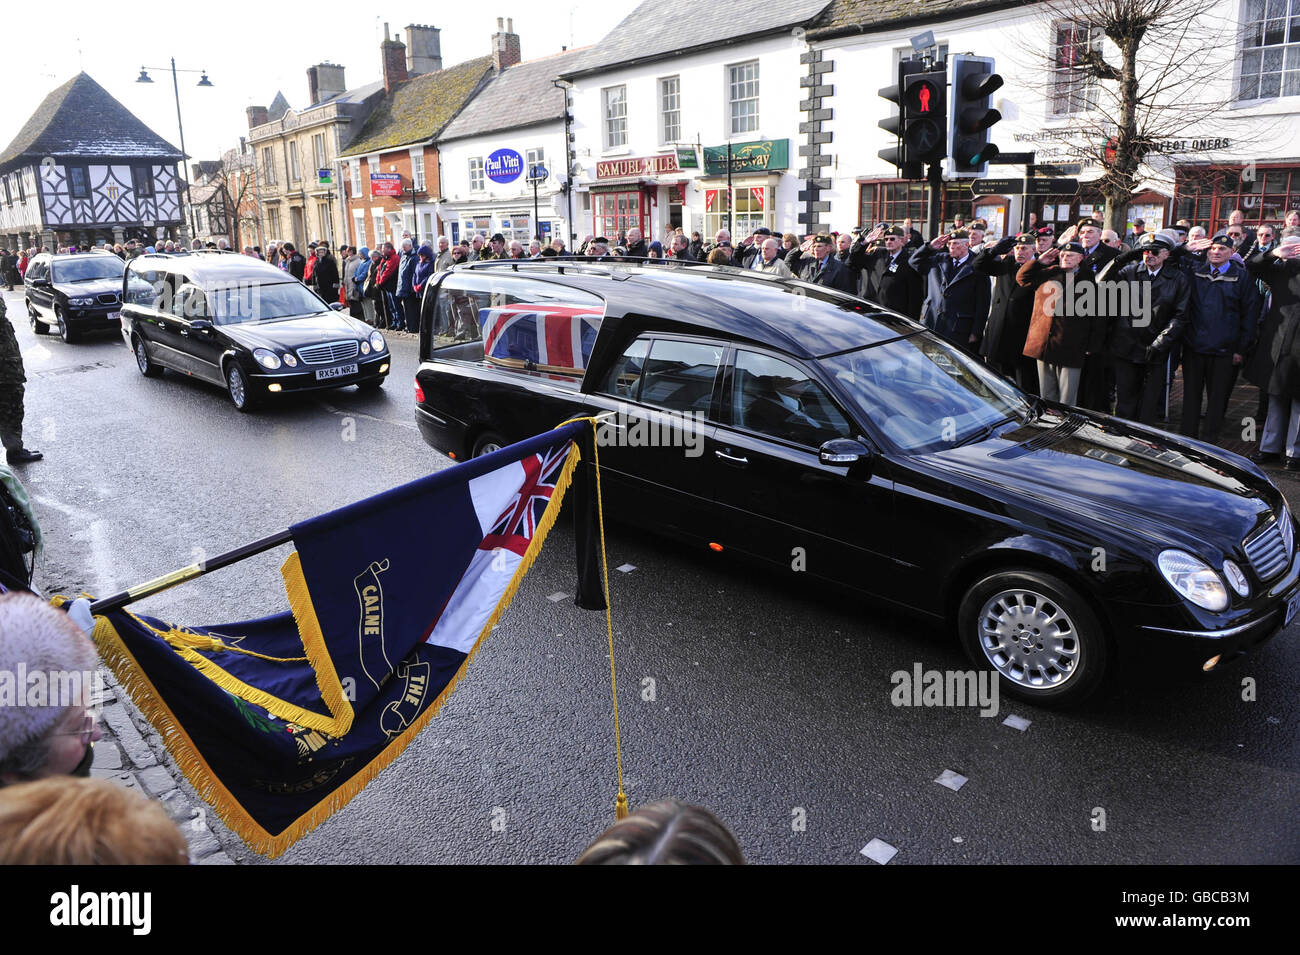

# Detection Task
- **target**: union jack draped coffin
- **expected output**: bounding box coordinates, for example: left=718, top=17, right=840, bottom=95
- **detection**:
left=481, top=303, right=604, bottom=374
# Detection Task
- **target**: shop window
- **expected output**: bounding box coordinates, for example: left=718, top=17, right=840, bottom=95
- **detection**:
left=1051, top=21, right=1103, bottom=115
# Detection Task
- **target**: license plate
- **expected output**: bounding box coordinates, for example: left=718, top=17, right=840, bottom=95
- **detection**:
left=1286, top=592, right=1300, bottom=627
left=315, top=363, right=358, bottom=381
left=107, top=311, right=120, bottom=321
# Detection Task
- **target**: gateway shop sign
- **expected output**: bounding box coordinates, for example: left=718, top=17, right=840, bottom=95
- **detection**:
left=596, top=153, right=681, bottom=180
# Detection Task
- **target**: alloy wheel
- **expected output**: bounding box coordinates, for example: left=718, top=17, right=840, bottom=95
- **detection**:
left=975, top=588, right=1080, bottom=691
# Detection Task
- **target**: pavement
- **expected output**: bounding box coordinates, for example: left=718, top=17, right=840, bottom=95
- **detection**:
left=6, top=286, right=1299, bottom=865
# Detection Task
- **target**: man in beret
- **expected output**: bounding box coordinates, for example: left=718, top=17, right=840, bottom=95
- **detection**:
left=1096, top=231, right=1191, bottom=424
left=1179, top=234, right=1263, bottom=442
left=1035, top=226, right=1056, bottom=255
left=910, top=228, right=991, bottom=349
left=586, top=236, right=611, bottom=260
left=853, top=225, right=923, bottom=319
left=735, top=226, right=771, bottom=269
left=478, top=233, right=508, bottom=261
left=790, top=232, right=856, bottom=293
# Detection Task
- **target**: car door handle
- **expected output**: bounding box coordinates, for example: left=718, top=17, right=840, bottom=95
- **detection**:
left=715, top=449, right=749, bottom=465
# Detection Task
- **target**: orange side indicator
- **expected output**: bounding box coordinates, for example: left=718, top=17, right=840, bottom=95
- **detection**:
left=708, top=542, right=723, bottom=552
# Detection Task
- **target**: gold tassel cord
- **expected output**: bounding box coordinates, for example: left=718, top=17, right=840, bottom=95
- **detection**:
left=588, top=426, right=628, bottom=820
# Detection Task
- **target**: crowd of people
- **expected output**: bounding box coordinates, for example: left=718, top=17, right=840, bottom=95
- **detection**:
left=543, top=208, right=1300, bottom=464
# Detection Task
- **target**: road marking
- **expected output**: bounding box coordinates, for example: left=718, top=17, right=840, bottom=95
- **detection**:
left=616, top=563, right=636, bottom=573
left=1002, top=714, right=1031, bottom=732
left=935, top=770, right=968, bottom=792
left=860, top=838, right=897, bottom=864
left=547, top=592, right=569, bottom=602
left=22, top=342, right=54, bottom=364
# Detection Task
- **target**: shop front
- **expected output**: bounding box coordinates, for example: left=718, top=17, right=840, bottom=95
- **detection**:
left=700, top=139, right=789, bottom=237
left=589, top=152, right=683, bottom=241
left=1174, top=163, right=1300, bottom=230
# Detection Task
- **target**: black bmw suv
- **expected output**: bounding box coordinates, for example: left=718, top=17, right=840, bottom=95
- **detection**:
left=24, top=251, right=127, bottom=343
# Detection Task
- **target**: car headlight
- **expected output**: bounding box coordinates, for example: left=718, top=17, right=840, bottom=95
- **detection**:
left=369, top=331, right=386, bottom=352
left=282, top=353, right=298, bottom=368
left=1280, top=506, right=1294, bottom=556
left=253, top=348, right=282, bottom=370
left=1158, top=550, right=1229, bottom=612
left=360, top=341, right=371, bottom=355
left=1222, top=560, right=1250, bottom=598
left=69, top=297, right=93, bottom=306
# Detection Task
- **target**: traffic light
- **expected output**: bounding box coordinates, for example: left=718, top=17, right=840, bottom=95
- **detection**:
left=948, top=54, right=1004, bottom=177
left=902, top=70, right=947, bottom=164
left=878, top=60, right=926, bottom=179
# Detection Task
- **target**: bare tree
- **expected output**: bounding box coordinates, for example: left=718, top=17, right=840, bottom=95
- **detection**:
left=1013, top=0, right=1246, bottom=232
left=202, top=147, right=263, bottom=250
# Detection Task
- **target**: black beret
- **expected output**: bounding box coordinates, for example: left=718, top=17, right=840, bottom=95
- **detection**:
left=1210, top=233, right=1235, bottom=248
left=947, top=229, right=971, bottom=240
left=882, top=226, right=905, bottom=237
left=491, top=233, right=505, bottom=243
left=1076, top=218, right=1102, bottom=230
left=1014, top=232, right=1037, bottom=245
left=1060, top=241, right=1087, bottom=255
left=814, top=232, right=834, bottom=244
left=590, top=236, right=609, bottom=244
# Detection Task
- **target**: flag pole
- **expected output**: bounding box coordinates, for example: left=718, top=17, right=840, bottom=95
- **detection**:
left=89, top=529, right=293, bottom=615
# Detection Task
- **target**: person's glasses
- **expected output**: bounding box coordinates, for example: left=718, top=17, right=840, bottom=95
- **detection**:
left=55, top=712, right=98, bottom=745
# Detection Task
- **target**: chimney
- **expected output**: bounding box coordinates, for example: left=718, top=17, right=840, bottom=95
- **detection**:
left=246, top=105, right=269, bottom=129
left=405, top=24, right=442, bottom=76
left=492, top=17, right=521, bottom=72
left=307, top=62, right=347, bottom=106
left=382, top=23, right=409, bottom=94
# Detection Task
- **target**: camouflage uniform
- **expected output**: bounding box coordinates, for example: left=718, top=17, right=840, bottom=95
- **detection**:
left=0, top=298, right=28, bottom=455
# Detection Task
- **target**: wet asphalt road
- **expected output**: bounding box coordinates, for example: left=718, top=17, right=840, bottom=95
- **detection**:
left=7, top=287, right=1299, bottom=865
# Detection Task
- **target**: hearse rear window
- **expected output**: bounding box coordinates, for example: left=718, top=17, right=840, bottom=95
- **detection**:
left=427, top=273, right=606, bottom=379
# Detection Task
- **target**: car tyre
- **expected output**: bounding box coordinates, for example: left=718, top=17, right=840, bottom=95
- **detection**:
left=55, top=307, right=79, bottom=344
left=225, top=362, right=258, bottom=412
left=133, top=335, right=163, bottom=378
left=957, top=568, right=1109, bottom=706
left=27, top=301, right=49, bottom=335
left=471, top=431, right=507, bottom=458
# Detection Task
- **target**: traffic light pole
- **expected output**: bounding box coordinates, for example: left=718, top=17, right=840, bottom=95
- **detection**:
left=926, top=161, right=943, bottom=239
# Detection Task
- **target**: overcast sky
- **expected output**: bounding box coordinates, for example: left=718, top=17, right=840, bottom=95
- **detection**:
left=2, top=1, right=630, bottom=166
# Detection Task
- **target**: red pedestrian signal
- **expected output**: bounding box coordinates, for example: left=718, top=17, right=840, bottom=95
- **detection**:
left=918, top=82, right=932, bottom=113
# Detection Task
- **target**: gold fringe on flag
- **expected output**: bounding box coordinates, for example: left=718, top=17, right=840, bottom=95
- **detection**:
left=83, top=439, right=583, bottom=859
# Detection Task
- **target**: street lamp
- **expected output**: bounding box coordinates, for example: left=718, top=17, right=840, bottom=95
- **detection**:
left=137, top=59, right=214, bottom=242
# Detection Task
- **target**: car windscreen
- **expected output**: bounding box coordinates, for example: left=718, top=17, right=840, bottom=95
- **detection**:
left=206, top=281, right=330, bottom=325
left=51, top=257, right=125, bottom=283
left=823, top=333, right=1032, bottom=453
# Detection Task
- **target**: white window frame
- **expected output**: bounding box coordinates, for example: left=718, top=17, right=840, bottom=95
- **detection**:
left=526, top=147, right=546, bottom=179
left=1237, top=0, right=1300, bottom=100
left=353, top=209, right=366, bottom=247
left=1050, top=20, right=1103, bottom=116
left=411, top=148, right=426, bottom=191
left=727, top=60, right=760, bottom=136
left=371, top=208, right=387, bottom=247
left=288, top=141, right=301, bottom=182
left=660, top=75, right=681, bottom=144
left=312, top=133, right=326, bottom=174
left=603, top=85, right=628, bottom=150
left=350, top=160, right=361, bottom=197
left=469, top=157, right=485, bottom=192
left=262, top=147, right=276, bottom=185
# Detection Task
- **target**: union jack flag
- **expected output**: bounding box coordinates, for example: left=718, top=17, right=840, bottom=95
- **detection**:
left=481, top=303, right=603, bottom=373
left=479, top=442, right=572, bottom=557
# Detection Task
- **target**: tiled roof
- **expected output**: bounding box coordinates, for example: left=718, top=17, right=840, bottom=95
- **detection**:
left=561, top=0, right=834, bottom=77
left=807, top=0, right=1030, bottom=38
left=340, top=57, right=494, bottom=157
left=0, top=72, right=182, bottom=172
left=268, top=91, right=290, bottom=120
left=441, top=48, right=589, bottom=141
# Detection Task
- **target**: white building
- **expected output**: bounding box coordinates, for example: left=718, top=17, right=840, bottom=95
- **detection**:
left=437, top=47, right=588, bottom=246
left=805, top=0, right=1300, bottom=236
left=559, top=3, right=830, bottom=243
left=0, top=72, right=184, bottom=250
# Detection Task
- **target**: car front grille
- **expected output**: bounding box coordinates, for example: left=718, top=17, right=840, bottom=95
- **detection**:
left=96, top=293, right=119, bottom=305
left=297, top=340, right=360, bottom=364
left=1244, top=518, right=1289, bottom=582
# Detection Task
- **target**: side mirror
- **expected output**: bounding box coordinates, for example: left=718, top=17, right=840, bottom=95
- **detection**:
left=819, top=437, right=873, bottom=467
left=329, top=302, right=346, bottom=311
left=191, top=319, right=214, bottom=333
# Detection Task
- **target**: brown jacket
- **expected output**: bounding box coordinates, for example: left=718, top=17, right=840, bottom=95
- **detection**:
left=1017, top=260, right=1103, bottom=368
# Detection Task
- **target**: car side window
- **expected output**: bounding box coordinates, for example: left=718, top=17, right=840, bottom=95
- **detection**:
left=26, top=260, right=46, bottom=282
left=125, top=263, right=166, bottom=310
left=601, top=338, right=649, bottom=400
left=732, top=350, right=851, bottom=448
left=172, top=282, right=208, bottom=320
left=638, top=339, right=722, bottom=415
